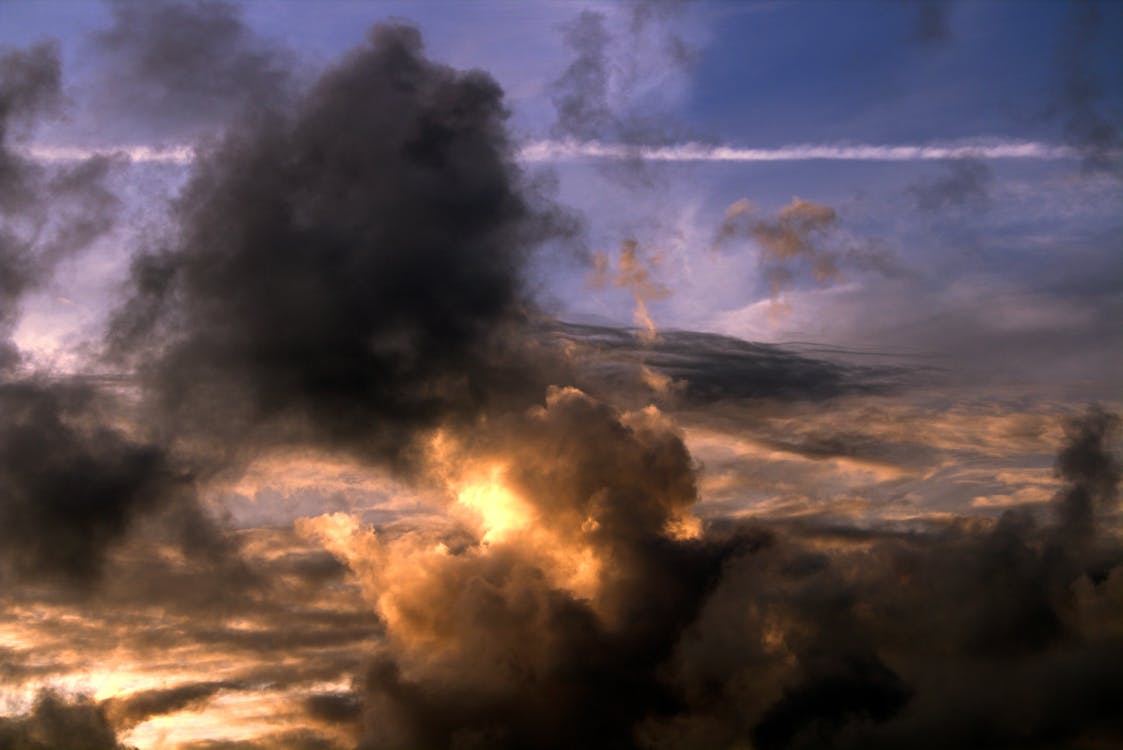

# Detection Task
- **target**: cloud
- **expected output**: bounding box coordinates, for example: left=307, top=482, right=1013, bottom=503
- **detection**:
left=547, top=321, right=908, bottom=406
left=0, top=40, right=235, bottom=591
left=0, top=378, right=234, bottom=586
left=647, top=406, right=1123, bottom=749
left=909, top=158, right=992, bottom=212
left=0, top=41, right=120, bottom=369
left=1052, top=2, right=1123, bottom=174
left=102, top=681, right=236, bottom=731
left=519, top=138, right=1077, bottom=163
left=716, top=197, right=849, bottom=304
left=548, top=3, right=694, bottom=147
left=296, top=389, right=1122, bottom=748
left=90, top=0, right=293, bottom=141
left=590, top=240, right=670, bottom=341
left=0, top=690, right=124, bottom=750
left=301, top=387, right=764, bottom=749
left=107, top=23, right=574, bottom=471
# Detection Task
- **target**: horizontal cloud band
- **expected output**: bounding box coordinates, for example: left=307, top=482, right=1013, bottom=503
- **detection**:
left=24, top=138, right=1083, bottom=165
left=519, top=138, right=1080, bottom=162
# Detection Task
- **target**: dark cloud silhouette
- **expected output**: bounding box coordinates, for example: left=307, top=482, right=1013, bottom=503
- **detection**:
left=108, top=23, right=573, bottom=471
left=0, top=378, right=228, bottom=586
left=0, top=691, right=124, bottom=750
left=0, top=41, right=230, bottom=589
left=102, top=681, right=235, bottom=731
left=909, top=158, right=992, bottom=212
left=547, top=321, right=909, bottom=405
left=91, top=0, right=293, bottom=141
left=648, top=406, right=1123, bottom=749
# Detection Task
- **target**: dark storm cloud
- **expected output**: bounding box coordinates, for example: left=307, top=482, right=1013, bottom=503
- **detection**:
left=0, top=41, right=223, bottom=589
left=648, top=406, right=1123, bottom=749
left=108, top=23, right=572, bottom=471
left=0, top=691, right=124, bottom=750
left=548, top=321, right=909, bottom=405
left=0, top=378, right=226, bottom=586
left=92, top=0, right=293, bottom=140
left=909, top=158, right=992, bottom=212
left=1052, top=1, right=1122, bottom=174
left=177, top=731, right=344, bottom=750
left=102, top=681, right=236, bottom=731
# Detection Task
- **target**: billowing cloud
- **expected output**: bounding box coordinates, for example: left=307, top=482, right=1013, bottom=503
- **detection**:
left=301, top=386, right=761, bottom=749
left=1, top=8, right=1119, bottom=749
left=107, top=23, right=573, bottom=471
left=298, top=391, right=1121, bottom=749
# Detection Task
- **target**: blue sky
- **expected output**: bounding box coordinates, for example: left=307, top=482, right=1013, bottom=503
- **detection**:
left=5, top=0, right=1118, bottom=399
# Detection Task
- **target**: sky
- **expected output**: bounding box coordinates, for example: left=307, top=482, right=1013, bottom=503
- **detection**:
left=0, top=1, right=1120, bottom=749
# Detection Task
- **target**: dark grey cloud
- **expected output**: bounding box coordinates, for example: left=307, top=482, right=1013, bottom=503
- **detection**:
left=0, top=691, right=124, bottom=750
left=909, top=158, right=992, bottom=212
left=649, top=406, right=1123, bottom=749
left=547, top=321, right=910, bottom=405
left=108, top=23, right=573, bottom=472
left=91, top=0, right=293, bottom=141
left=0, top=378, right=232, bottom=586
left=0, top=41, right=226, bottom=589
left=102, top=681, right=236, bottom=731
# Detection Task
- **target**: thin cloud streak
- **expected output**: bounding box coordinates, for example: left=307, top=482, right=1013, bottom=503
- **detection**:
left=23, top=138, right=1080, bottom=166
left=25, top=144, right=194, bottom=164
left=520, top=138, right=1079, bottom=162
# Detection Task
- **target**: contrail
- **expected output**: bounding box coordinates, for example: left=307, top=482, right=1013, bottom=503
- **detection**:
left=518, top=138, right=1078, bottom=162
left=25, top=144, right=195, bottom=164
left=24, top=138, right=1078, bottom=165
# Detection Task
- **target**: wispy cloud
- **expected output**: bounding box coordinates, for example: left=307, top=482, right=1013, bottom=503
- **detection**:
left=23, top=138, right=1082, bottom=167
left=25, top=144, right=195, bottom=164
left=519, top=138, right=1079, bottom=162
